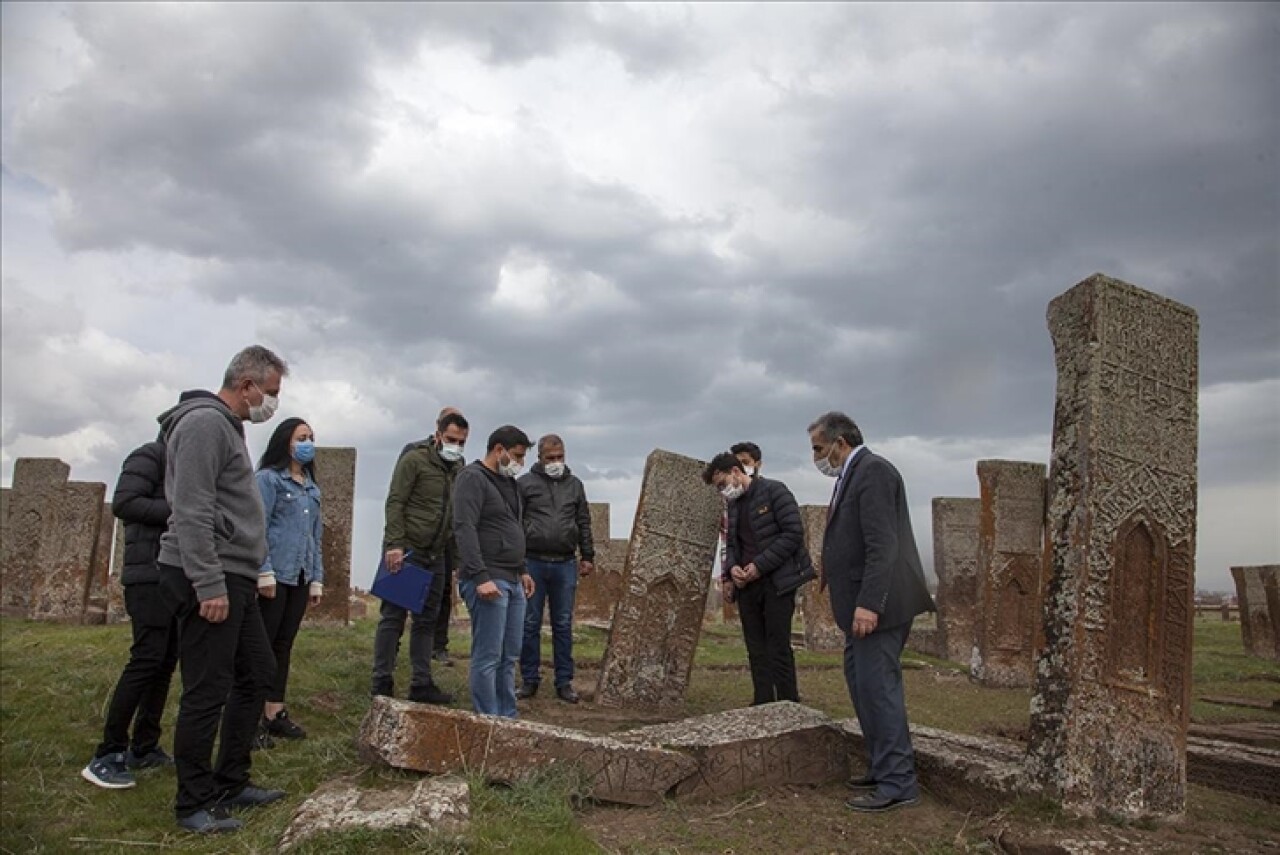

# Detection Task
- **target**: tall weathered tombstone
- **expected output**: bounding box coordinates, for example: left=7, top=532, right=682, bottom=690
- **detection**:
left=32, top=480, right=107, bottom=622
left=797, top=505, right=844, bottom=651
left=933, top=497, right=981, bottom=664
left=1026, top=274, right=1198, bottom=819
left=107, top=517, right=128, bottom=623
left=575, top=504, right=627, bottom=627
left=596, top=450, right=722, bottom=711
left=971, top=461, right=1047, bottom=687
left=306, top=447, right=356, bottom=625
left=1, top=459, right=71, bottom=617
left=1232, top=565, right=1280, bottom=661
left=83, top=503, right=115, bottom=625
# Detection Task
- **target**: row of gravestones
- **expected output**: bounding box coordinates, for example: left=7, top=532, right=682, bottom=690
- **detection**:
left=0, top=449, right=357, bottom=626
left=587, top=273, right=1227, bottom=820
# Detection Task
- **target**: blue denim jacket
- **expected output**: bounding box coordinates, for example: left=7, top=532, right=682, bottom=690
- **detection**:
left=256, top=468, right=323, bottom=585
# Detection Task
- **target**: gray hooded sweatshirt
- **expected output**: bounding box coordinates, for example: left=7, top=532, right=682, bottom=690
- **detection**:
left=156, top=391, right=267, bottom=601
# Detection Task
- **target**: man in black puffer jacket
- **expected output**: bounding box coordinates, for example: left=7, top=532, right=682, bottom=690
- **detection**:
left=81, top=438, right=179, bottom=790
left=703, top=451, right=815, bottom=704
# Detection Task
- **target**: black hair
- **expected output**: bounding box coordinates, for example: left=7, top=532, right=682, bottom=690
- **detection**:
left=257, top=416, right=317, bottom=482
left=487, top=424, right=532, bottom=452
left=730, top=441, right=762, bottom=463
left=701, top=451, right=744, bottom=485
left=808, top=411, right=864, bottom=448
left=438, top=412, right=469, bottom=433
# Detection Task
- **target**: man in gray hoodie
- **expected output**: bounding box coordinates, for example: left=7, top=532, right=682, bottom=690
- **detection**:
left=155, top=345, right=289, bottom=834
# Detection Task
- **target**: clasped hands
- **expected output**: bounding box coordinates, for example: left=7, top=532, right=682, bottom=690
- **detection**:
left=728, top=563, right=760, bottom=589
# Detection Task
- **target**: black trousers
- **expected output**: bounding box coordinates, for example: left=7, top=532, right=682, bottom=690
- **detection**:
left=95, top=582, right=179, bottom=758
left=434, top=557, right=453, bottom=652
left=258, top=579, right=309, bottom=703
left=159, top=565, right=275, bottom=818
left=736, top=581, right=799, bottom=704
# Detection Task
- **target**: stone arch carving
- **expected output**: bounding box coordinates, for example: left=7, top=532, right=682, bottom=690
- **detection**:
left=1107, top=512, right=1168, bottom=688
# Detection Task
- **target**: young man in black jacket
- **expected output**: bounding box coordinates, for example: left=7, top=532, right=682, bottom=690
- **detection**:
left=515, top=434, right=595, bottom=703
left=703, top=452, right=814, bottom=705
left=81, top=438, right=179, bottom=789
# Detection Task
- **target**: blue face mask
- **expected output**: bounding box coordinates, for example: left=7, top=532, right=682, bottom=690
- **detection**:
left=292, top=440, right=316, bottom=464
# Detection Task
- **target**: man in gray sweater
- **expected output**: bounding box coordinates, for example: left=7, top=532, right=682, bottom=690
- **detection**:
left=452, top=425, right=535, bottom=717
left=155, top=345, right=289, bottom=834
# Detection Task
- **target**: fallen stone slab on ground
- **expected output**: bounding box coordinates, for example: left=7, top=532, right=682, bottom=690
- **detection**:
left=1185, top=736, right=1280, bottom=805
left=1187, top=721, right=1280, bottom=748
left=278, top=775, right=468, bottom=851
left=840, top=719, right=1032, bottom=812
left=617, top=702, right=850, bottom=799
left=357, top=697, right=697, bottom=806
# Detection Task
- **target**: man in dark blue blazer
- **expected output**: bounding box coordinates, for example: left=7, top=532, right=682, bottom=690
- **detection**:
left=808, top=411, right=935, bottom=812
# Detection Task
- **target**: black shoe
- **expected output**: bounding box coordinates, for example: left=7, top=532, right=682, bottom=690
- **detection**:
left=126, top=746, right=175, bottom=770
left=177, top=806, right=243, bottom=834
left=216, top=784, right=286, bottom=810
left=264, top=709, right=306, bottom=739
left=433, top=649, right=455, bottom=667
left=844, top=774, right=877, bottom=791
left=845, top=793, right=920, bottom=813
left=516, top=683, right=539, bottom=700
left=371, top=677, right=395, bottom=698
left=556, top=684, right=580, bottom=704
left=81, top=753, right=136, bottom=789
left=408, top=683, right=454, bottom=705
left=251, top=725, right=275, bottom=751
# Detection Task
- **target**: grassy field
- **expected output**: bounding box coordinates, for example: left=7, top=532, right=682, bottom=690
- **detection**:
left=1, top=614, right=1277, bottom=853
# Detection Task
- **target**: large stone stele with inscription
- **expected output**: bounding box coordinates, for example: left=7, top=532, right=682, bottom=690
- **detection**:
left=306, top=447, right=356, bottom=625
left=1, top=459, right=71, bottom=617
left=575, top=504, right=628, bottom=627
left=971, top=461, right=1047, bottom=687
left=933, top=497, right=981, bottom=664
left=796, top=505, right=844, bottom=651
left=1231, top=565, right=1280, bottom=661
left=595, top=450, right=722, bottom=711
left=1026, top=274, right=1198, bottom=820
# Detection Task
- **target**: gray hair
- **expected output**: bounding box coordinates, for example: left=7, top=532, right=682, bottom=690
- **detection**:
left=222, top=345, right=289, bottom=390
left=807, top=411, right=864, bottom=447
left=537, top=433, right=565, bottom=455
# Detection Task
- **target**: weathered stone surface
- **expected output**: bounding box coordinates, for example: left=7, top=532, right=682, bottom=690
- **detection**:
left=905, top=625, right=947, bottom=659
left=618, top=702, right=850, bottom=799
left=1186, top=736, right=1280, bottom=805
left=306, top=447, right=356, bottom=625
left=972, top=461, right=1047, bottom=687
left=1027, top=274, right=1198, bottom=819
left=32, top=480, right=107, bottom=623
left=576, top=505, right=626, bottom=627
left=82, top=503, right=115, bottom=625
left=107, top=518, right=127, bottom=623
left=1, top=459, right=71, bottom=617
left=596, top=450, right=721, bottom=710
left=797, top=505, right=844, bottom=652
left=279, top=775, right=469, bottom=851
left=1232, top=565, right=1280, bottom=661
left=840, top=719, right=1031, bottom=813
left=357, top=697, right=697, bottom=805
left=933, top=497, right=981, bottom=664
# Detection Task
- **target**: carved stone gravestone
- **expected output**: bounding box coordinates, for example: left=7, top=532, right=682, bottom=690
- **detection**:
left=306, top=447, right=356, bottom=625
left=32, top=480, right=107, bottom=622
left=933, top=497, right=981, bottom=664
left=575, top=505, right=627, bottom=626
left=107, top=517, right=128, bottom=623
left=972, top=461, right=1047, bottom=687
left=797, top=505, right=843, bottom=651
left=1232, top=565, right=1280, bottom=661
left=1, top=459, right=70, bottom=617
left=83, top=503, right=115, bottom=625
left=596, top=450, right=721, bottom=710
left=1026, top=274, right=1198, bottom=819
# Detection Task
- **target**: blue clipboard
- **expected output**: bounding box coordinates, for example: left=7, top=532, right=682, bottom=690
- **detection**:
left=371, top=551, right=435, bottom=614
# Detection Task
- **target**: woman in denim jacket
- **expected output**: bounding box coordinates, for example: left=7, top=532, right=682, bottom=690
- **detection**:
left=255, top=417, right=323, bottom=742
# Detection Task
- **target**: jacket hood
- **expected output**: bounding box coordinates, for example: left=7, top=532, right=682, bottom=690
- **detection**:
left=156, top=390, right=241, bottom=440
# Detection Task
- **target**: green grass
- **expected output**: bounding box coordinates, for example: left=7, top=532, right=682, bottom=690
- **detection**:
left=2, top=614, right=1277, bottom=852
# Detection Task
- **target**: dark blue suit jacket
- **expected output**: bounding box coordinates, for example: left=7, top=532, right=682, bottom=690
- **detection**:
left=822, top=448, right=935, bottom=634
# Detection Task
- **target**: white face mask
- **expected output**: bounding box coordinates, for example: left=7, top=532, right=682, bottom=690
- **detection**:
left=743, top=466, right=756, bottom=478
left=500, top=453, right=523, bottom=478
left=247, top=384, right=279, bottom=424
left=543, top=462, right=566, bottom=478
left=814, top=448, right=841, bottom=478
left=720, top=483, right=744, bottom=501
left=439, top=443, right=464, bottom=462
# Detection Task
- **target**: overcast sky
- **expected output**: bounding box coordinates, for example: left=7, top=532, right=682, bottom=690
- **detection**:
left=2, top=2, right=1276, bottom=593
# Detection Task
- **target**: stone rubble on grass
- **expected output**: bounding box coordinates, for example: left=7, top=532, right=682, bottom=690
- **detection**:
left=278, top=775, right=468, bottom=851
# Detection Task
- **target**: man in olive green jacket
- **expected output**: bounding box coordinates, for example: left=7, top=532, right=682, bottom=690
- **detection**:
left=370, top=412, right=469, bottom=703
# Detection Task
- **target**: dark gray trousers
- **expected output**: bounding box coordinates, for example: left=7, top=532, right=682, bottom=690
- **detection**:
left=843, top=620, right=919, bottom=800
left=371, top=557, right=446, bottom=690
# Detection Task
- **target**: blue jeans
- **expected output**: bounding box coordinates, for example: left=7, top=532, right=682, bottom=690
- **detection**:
left=459, top=577, right=526, bottom=717
left=520, top=558, right=578, bottom=688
